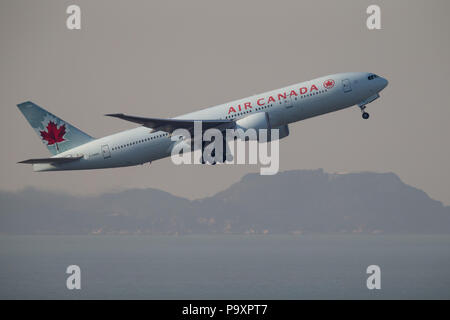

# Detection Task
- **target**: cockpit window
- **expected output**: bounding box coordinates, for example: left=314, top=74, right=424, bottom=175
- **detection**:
left=368, top=74, right=379, bottom=80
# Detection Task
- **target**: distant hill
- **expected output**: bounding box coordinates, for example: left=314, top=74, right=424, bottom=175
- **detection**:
left=1, top=170, right=449, bottom=234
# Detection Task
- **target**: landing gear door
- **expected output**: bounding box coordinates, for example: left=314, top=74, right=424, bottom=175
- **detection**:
left=101, top=144, right=111, bottom=159
left=342, top=79, right=352, bottom=93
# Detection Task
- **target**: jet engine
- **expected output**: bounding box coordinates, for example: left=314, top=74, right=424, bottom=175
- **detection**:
left=234, top=112, right=289, bottom=141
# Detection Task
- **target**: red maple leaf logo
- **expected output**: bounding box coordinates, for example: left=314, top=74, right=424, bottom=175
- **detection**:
left=40, top=121, right=66, bottom=151
left=323, top=79, right=335, bottom=89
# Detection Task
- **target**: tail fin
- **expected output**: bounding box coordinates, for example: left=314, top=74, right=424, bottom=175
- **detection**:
left=17, top=101, right=94, bottom=155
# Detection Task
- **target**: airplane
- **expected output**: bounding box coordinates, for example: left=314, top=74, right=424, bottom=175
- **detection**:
left=17, top=72, right=388, bottom=171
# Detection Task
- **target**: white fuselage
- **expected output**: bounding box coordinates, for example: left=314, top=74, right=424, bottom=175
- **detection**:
left=33, top=72, right=388, bottom=171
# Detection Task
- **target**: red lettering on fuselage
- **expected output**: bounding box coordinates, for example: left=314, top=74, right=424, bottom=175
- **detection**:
left=278, top=92, right=287, bottom=100
left=227, top=83, right=320, bottom=114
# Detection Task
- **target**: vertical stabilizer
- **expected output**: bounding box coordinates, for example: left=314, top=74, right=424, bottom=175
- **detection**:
left=17, top=101, right=94, bottom=155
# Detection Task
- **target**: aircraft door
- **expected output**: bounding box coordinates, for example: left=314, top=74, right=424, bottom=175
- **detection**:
left=101, top=144, right=111, bottom=159
left=342, top=79, right=352, bottom=93
left=281, top=94, right=300, bottom=122
left=269, top=95, right=292, bottom=127
left=282, top=95, right=293, bottom=109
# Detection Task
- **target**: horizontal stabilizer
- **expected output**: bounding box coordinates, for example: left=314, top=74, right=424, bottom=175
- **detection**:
left=18, top=156, right=83, bottom=164
left=105, top=113, right=233, bottom=133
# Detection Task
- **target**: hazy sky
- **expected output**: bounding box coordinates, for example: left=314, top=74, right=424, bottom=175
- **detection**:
left=1, top=0, right=449, bottom=205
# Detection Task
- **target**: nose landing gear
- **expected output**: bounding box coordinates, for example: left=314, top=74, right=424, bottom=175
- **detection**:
left=357, top=94, right=380, bottom=120
left=359, top=105, right=370, bottom=120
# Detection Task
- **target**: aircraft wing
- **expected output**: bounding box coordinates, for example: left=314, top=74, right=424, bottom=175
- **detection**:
left=18, top=156, right=83, bottom=164
left=105, top=113, right=234, bottom=133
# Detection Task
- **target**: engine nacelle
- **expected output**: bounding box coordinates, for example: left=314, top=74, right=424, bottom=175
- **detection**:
left=274, top=124, right=290, bottom=140
left=236, top=112, right=270, bottom=132
left=234, top=112, right=289, bottom=141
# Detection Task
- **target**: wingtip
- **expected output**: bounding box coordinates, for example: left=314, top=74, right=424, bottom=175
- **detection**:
left=105, top=113, right=124, bottom=117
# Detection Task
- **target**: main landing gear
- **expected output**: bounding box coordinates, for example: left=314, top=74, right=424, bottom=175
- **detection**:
left=359, top=105, right=370, bottom=120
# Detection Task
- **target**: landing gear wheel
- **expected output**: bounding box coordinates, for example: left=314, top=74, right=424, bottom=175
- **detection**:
left=362, top=112, right=370, bottom=120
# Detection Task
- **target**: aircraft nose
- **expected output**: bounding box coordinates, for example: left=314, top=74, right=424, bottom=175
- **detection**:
left=380, top=77, right=388, bottom=90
